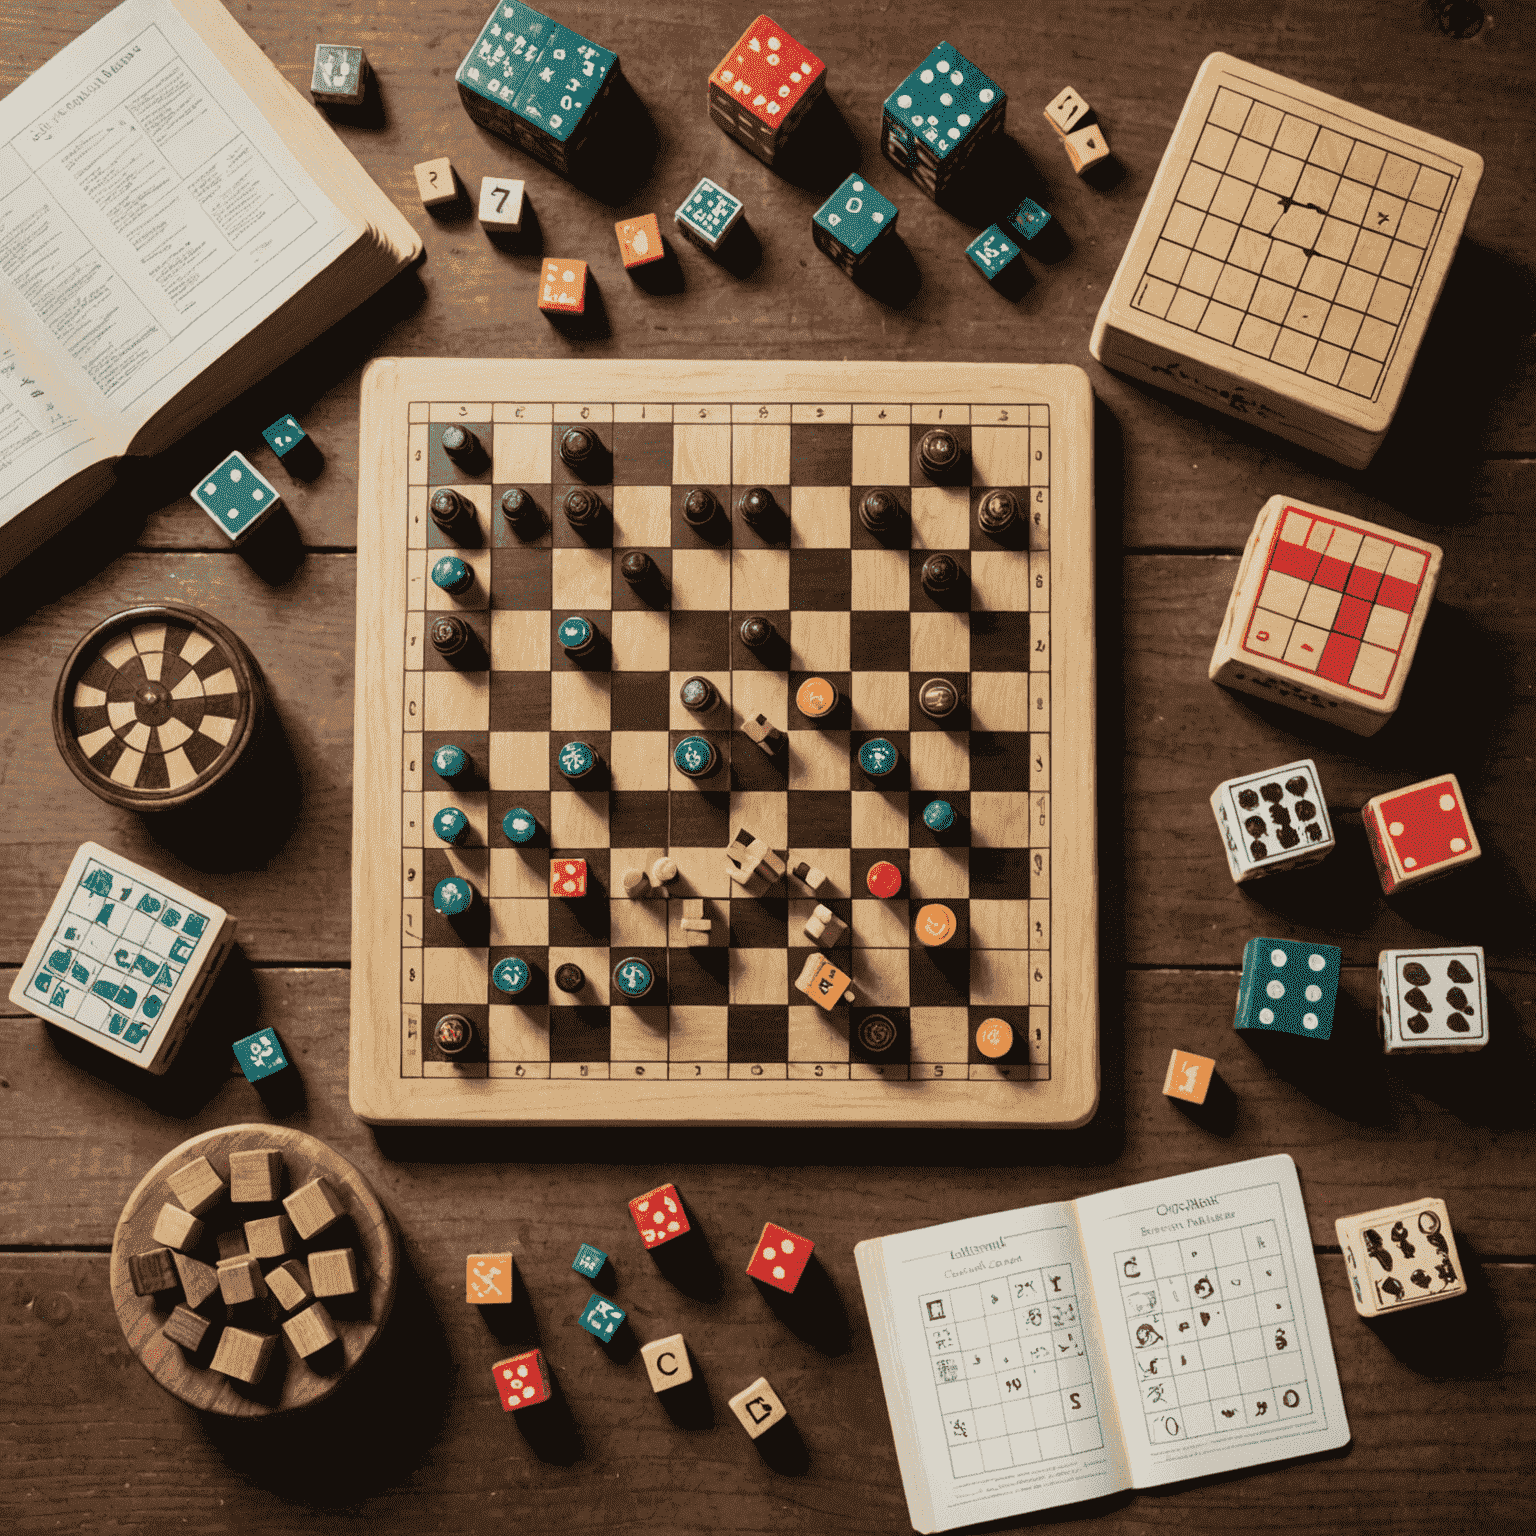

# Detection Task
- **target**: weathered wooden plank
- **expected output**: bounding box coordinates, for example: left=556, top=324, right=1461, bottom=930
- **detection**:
left=2, top=1247, right=1530, bottom=1533
left=5, top=967, right=1531, bottom=1252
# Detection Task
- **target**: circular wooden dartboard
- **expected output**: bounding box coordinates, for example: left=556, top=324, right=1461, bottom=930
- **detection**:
left=53, top=603, right=266, bottom=811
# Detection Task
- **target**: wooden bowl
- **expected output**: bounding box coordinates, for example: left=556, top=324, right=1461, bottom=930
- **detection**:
left=109, top=1124, right=397, bottom=1415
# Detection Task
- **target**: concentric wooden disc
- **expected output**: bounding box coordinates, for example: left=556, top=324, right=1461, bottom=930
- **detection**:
left=53, top=604, right=265, bottom=810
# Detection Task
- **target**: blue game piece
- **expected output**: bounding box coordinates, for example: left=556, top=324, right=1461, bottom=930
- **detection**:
left=881, top=42, right=1006, bottom=196
left=572, top=1242, right=608, bottom=1278
left=261, top=414, right=308, bottom=459
left=673, top=735, right=718, bottom=778
left=1006, top=197, right=1052, bottom=242
left=432, top=744, right=469, bottom=781
left=558, top=615, right=595, bottom=655
left=812, top=174, right=899, bottom=274
left=966, top=224, right=1021, bottom=282
left=502, top=806, right=538, bottom=843
left=431, top=554, right=473, bottom=594
left=612, top=956, right=654, bottom=999
left=674, top=177, right=744, bottom=253
left=233, top=1028, right=288, bottom=1083
left=433, top=876, right=476, bottom=917
left=1234, top=938, right=1342, bottom=1040
left=923, top=799, right=956, bottom=832
left=433, top=806, right=470, bottom=845
left=492, top=956, right=531, bottom=995
left=859, top=738, right=899, bottom=777
left=557, top=740, right=596, bottom=779
left=189, top=451, right=282, bottom=544
left=577, top=1292, right=626, bottom=1343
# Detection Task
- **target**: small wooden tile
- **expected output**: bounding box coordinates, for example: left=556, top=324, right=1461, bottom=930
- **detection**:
left=616, top=212, right=664, bottom=268
left=165, top=1157, right=225, bottom=1217
left=478, top=176, right=525, bottom=232
left=229, top=1148, right=283, bottom=1203
left=151, top=1203, right=204, bottom=1253
left=210, top=1326, right=277, bottom=1384
left=309, top=1247, right=360, bottom=1298
left=172, top=1252, right=220, bottom=1311
left=129, top=1248, right=178, bottom=1297
left=265, top=1258, right=314, bottom=1312
left=162, top=1304, right=215, bottom=1352
left=729, top=1375, right=787, bottom=1439
left=282, top=1302, right=339, bottom=1359
left=1043, top=85, right=1092, bottom=136
left=1336, top=1196, right=1466, bottom=1317
left=538, top=258, right=587, bottom=315
left=467, top=1251, right=513, bottom=1304
left=244, top=1214, right=297, bottom=1261
left=746, top=1222, right=814, bottom=1292
left=1162, top=1048, right=1216, bottom=1105
left=284, top=1176, right=346, bottom=1240
left=414, top=157, right=458, bottom=209
left=641, top=1333, right=693, bottom=1392
left=216, top=1255, right=267, bottom=1306
left=629, top=1183, right=689, bottom=1249
left=1062, top=122, right=1110, bottom=175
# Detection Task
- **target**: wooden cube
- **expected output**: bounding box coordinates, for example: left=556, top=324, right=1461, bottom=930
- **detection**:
left=414, top=157, right=459, bottom=209
left=166, top=1156, right=225, bottom=1217
left=795, top=951, right=854, bottom=1011
left=229, top=1148, right=283, bottom=1203
left=151, top=1203, right=204, bottom=1254
left=172, top=1251, right=220, bottom=1310
left=210, top=1326, right=277, bottom=1384
left=538, top=259, right=587, bottom=315
left=162, top=1304, right=215, bottom=1352
left=1043, top=86, right=1092, bottom=136
left=129, top=1248, right=179, bottom=1297
left=1210, top=758, right=1335, bottom=882
left=232, top=1028, right=289, bottom=1083
left=283, top=1176, right=346, bottom=1240
left=244, top=1214, right=297, bottom=1261
left=1364, top=774, right=1480, bottom=893
left=492, top=1348, right=551, bottom=1411
left=615, top=213, right=664, bottom=269
left=729, top=1375, right=787, bottom=1439
left=1062, top=122, right=1110, bottom=174
left=215, top=1227, right=249, bottom=1261
left=478, top=176, right=525, bottom=233
left=1209, top=498, right=1441, bottom=735
left=1162, top=1048, right=1216, bottom=1104
left=265, top=1258, right=314, bottom=1313
left=309, top=1247, right=360, bottom=1298
left=550, top=857, right=588, bottom=897
left=1378, top=946, right=1488, bottom=1053
left=1336, top=1197, right=1466, bottom=1316
left=282, top=1302, right=339, bottom=1358
left=1234, top=938, right=1341, bottom=1040
left=746, top=1222, right=814, bottom=1293
left=311, top=43, right=369, bottom=106
left=466, top=1251, right=513, bottom=1304
left=577, top=1292, right=626, bottom=1343
left=216, top=1254, right=267, bottom=1306
left=641, top=1333, right=693, bottom=1393
left=629, top=1183, right=689, bottom=1249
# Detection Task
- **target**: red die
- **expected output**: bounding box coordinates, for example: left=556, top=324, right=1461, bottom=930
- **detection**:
left=1364, top=773, right=1481, bottom=894
left=550, top=858, right=587, bottom=897
left=709, top=15, right=826, bottom=135
left=746, top=1221, right=814, bottom=1293
left=615, top=213, right=664, bottom=269
left=629, top=1183, right=689, bottom=1249
left=492, top=1348, right=551, bottom=1411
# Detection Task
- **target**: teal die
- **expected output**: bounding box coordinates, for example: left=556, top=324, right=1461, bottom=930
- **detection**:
left=190, top=451, right=282, bottom=544
left=311, top=44, right=368, bottom=106
left=509, top=26, right=617, bottom=145
left=882, top=42, right=1006, bottom=191
left=1006, top=197, right=1052, bottom=241
left=233, top=1028, right=289, bottom=1082
left=812, top=174, right=899, bottom=271
left=1234, top=938, right=1342, bottom=1040
left=261, top=414, right=307, bottom=459
left=571, top=1242, right=608, bottom=1278
left=966, top=224, right=1021, bottom=281
left=578, top=1292, right=626, bottom=1342
left=674, top=177, right=744, bottom=253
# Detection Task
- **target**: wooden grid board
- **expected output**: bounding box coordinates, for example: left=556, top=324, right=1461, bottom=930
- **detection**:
left=351, top=360, right=1097, bottom=1126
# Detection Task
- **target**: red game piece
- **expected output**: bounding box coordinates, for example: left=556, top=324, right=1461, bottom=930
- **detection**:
left=550, top=858, right=587, bottom=897
left=629, top=1182, right=689, bottom=1249
left=615, top=213, right=664, bottom=269
left=492, top=1348, right=551, bottom=1410
left=708, top=14, right=826, bottom=157
left=746, top=1221, right=814, bottom=1292
left=866, top=860, right=902, bottom=898
left=1363, top=773, right=1480, bottom=894
left=538, top=259, right=587, bottom=315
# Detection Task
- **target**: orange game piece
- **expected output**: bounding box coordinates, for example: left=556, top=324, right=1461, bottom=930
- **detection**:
left=550, top=858, right=587, bottom=896
left=1162, top=1048, right=1216, bottom=1105
left=538, top=258, right=587, bottom=315
left=615, top=213, right=664, bottom=269
left=914, top=903, right=956, bottom=945
left=866, top=860, right=902, bottom=898
left=796, top=953, right=852, bottom=1012
left=466, top=1251, right=513, bottom=1304
left=975, top=1017, right=1013, bottom=1059
left=795, top=676, right=837, bottom=718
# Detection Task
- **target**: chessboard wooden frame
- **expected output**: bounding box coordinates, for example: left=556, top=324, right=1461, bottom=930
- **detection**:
left=351, top=359, right=1097, bottom=1127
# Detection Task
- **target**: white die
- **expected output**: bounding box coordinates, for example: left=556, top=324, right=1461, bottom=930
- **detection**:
left=1209, top=758, right=1334, bottom=883
left=1377, top=946, right=1488, bottom=1053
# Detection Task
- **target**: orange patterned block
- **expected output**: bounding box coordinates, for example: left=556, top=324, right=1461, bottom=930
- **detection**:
left=466, top=1251, right=512, bottom=1304
left=538, top=258, right=587, bottom=314
left=615, top=213, right=663, bottom=269
left=1162, top=1048, right=1216, bottom=1105
left=550, top=858, right=587, bottom=896
left=794, top=952, right=853, bottom=1011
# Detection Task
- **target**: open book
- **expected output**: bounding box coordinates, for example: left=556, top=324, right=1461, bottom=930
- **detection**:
left=0, top=0, right=421, bottom=571
left=856, top=1155, right=1349, bottom=1532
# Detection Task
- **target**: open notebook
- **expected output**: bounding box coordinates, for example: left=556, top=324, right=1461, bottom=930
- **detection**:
left=0, top=0, right=421, bottom=571
left=856, top=1154, right=1349, bottom=1532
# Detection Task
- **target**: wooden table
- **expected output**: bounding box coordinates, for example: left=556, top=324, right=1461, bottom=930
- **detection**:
left=3, top=2, right=1531, bottom=1529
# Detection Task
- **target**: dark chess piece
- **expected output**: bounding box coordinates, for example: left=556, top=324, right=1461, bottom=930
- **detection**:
left=562, top=486, right=603, bottom=530
left=977, top=488, right=1019, bottom=537
left=737, top=486, right=778, bottom=533
left=554, top=963, right=586, bottom=993
left=620, top=550, right=655, bottom=590
left=917, top=427, right=965, bottom=481
left=430, top=613, right=472, bottom=658
left=680, top=676, right=718, bottom=712
left=682, top=487, right=719, bottom=529
left=920, top=552, right=962, bottom=598
left=918, top=677, right=961, bottom=720
left=430, top=486, right=474, bottom=537
left=858, top=487, right=904, bottom=535
left=433, top=1013, right=474, bottom=1055
left=559, top=425, right=602, bottom=472
left=440, top=424, right=484, bottom=469
left=500, top=486, right=540, bottom=533
left=739, top=614, right=776, bottom=650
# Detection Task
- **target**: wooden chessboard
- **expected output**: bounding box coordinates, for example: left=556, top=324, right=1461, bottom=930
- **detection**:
left=350, top=359, right=1097, bottom=1126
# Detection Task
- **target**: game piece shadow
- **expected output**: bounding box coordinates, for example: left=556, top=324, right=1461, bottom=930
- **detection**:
left=200, top=1245, right=453, bottom=1501
left=474, top=1273, right=541, bottom=1346
left=714, top=219, right=764, bottom=281
left=645, top=1215, right=725, bottom=1304
left=767, top=93, right=860, bottom=194
left=751, top=1414, right=810, bottom=1476
left=485, top=200, right=545, bottom=258
left=545, top=275, right=611, bottom=342
left=658, top=1353, right=715, bottom=1430
left=564, top=75, right=658, bottom=206
left=850, top=232, right=921, bottom=309
left=750, top=1255, right=853, bottom=1356
left=983, top=257, right=1034, bottom=305
left=1167, top=1069, right=1239, bottom=1137
left=313, top=68, right=387, bottom=130
left=1077, top=150, right=1126, bottom=193
left=1238, top=989, right=1395, bottom=1127
left=513, top=1377, right=585, bottom=1465
left=591, top=1316, right=640, bottom=1366
left=627, top=236, right=685, bottom=295
left=933, top=132, right=1045, bottom=228
left=1363, top=1241, right=1507, bottom=1376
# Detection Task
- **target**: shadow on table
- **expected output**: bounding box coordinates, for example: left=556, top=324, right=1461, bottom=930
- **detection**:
left=1364, top=1244, right=1507, bottom=1376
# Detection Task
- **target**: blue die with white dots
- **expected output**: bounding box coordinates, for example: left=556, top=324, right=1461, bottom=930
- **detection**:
left=190, top=451, right=282, bottom=544
left=674, top=177, right=744, bottom=253
left=571, top=1242, right=608, bottom=1278
left=1234, top=937, right=1342, bottom=1040
left=1006, top=197, right=1052, bottom=242
left=578, top=1291, right=626, bottom=1342
left=812, top=174, right=899, bottom=270
left=881, top=42, right=1005, bottom=194
left=966, top=223, right=1020, bottom=281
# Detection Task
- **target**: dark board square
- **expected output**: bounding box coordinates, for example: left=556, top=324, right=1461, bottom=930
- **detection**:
left=611, top=547, right=672, bottom=611
left=422, top=1002, right=489, bottom=1062
left=609, top=945, right=668, bottom=1006
left=427, top=421, right=492, bottom=485
left=970, top=731, right=1030, bottom=792
left=612, top=421, right=674, bottom=484
left=728, top=1005, right=788, bottom=1062
left=968, top=1005, right=1032, bottom=1066
left=488, top=947, right=550, bottom=1005
left=670, top=610, right=731, bottom=672
left=610, top=790, right=669, bottom=846
left=852, top=730, right=910, bottom=791
left=790, top=423, right=852, bottom=484
left=490, top=544, right=552, bottom=611
left=423, top=610, right=491, bottom=673
left=490, top=670, right=551, bottom=731
left=729, top=729, right=787, bottom=791
left=850, top=1006, right=909, bottom=1064
left=851, top=611, right=911, bottom=672
left=550, top=1005, right=610, bottom=1062
left=610, top=671, right=669, bottom=731
left=730, top=610, right=790, bottom=672
left=970, top=611, right=1031, bottom=672
left=549, top=894, right=611, bottom=946
left=422, top=731, right=490, bottom=791
left=489, top=790, right=551, bottom=848
left=671, top=788, right=730, bottom=847
left=969, top=847, right=1035, bottom=899
left=789, top=788, right=850, bottom=848
left=790, top=547, right=850, bottom=611
left=421, top=848, right=490, bottom=947
left=669, top=945, right=727, bottom=1006
left=729, top=897, right=787, bottom=949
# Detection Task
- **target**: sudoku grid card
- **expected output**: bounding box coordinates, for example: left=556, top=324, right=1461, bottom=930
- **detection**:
left=8, top=842, right=235, bottom=1072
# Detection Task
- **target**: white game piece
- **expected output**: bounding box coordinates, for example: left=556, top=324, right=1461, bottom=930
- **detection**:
left=414, top=157, right=459, bottom=209
left=741, top=713, right=783, bottom=754
left=1091, top=53, right=1484, bottom=469
left=729, top=1375, right=788, bottom=1438
left=1062, top=122, right=1110, bottom=175
left=1209, top=497, right=1441, bottom=735
left=803, top=904, right=846, bottom=946
left=7, top=842, right=236, bottom=1075
left=1043, top=86, right=1092, bottom=137
left=1377, top=947, right=1488, bottom=1054
left=621, top=868, right=647, bottom=897
left=746, top=838, right=786, bottom=880
left=478, top=176, right=526, bottom=233
left=1336, top=1197, right=1466, bottom=1317
left=792, top=861, right=827, bottom=894
left=649, top=856, right=679, bottom=891
left=680, top=918, right=712, bottom=932
left=1210, top=758, right=1335, bottom=882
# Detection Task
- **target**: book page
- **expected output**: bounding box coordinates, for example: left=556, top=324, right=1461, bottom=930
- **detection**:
left=0, top=321, right=103, bottom=518
left=856, top=1206, right=1129, bottom=1534
left=1076, top=1154, right=1349, bottom=1488
left=0, top=0, right=352, bottom=437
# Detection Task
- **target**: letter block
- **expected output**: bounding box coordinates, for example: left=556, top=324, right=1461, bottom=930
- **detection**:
left=1336, top=1196, right=1466, bottom=1317
left=641, top=1333, right=693, bottom=1392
